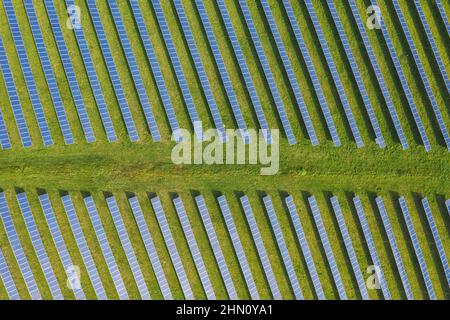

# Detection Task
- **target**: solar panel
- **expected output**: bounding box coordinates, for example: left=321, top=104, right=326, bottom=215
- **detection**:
left=151, top=0, right=201, bottom=141
left=4, top=0, right=53, bottom=146
left=263, top=196, right=303, bottom=300
left=353, top=196, right=391, bottom=299
left=85, top=1, right=139, bottom=142
left=371, top=0, right=431, bottom=152
left=392, top=0, right=450, bottom=151
left=436, top=0, right=450, bottom=36
left=61, top=194, right=107, bottom=300
left=105, top=196, right=150, bottom=300
left=16, top=192, right=63, bottom=300
left=0, top=35, right=32, bottom=148
left=83, top=196, right=128, bottom=299
left=129, top=1, right=180, bottom=141
left=284, top=195, right=325, bottom=299
left=240, top=195, right=281, bottom=299
left=398, top=196, right=436, bottom=299
left=375, top=196, right=413, bottom=299
left=330, top=196, right=369, bottom=300
left=238, top=0, right=296, bottom=146
left=282, top=0, right=340, bottom=147
left=64, top=0, right=116, bottom=143
left=0, top=247, right=20, bottom=300
left=173, top=196, right=215, bottom=299
left=128, top=196, right=172, bottom=300
left=44, top=0, right=96, bottom=143
left=23, top=1, right=74, bottom=145
left=305, top=0, right=363, bottom=148
left=150, top=196, right=194, bottom=299
left=194, top=195, right=238, bottom=299
left=217, top=195, right=259, bottom=299
left=38, top=193, right=86, bottom=300
left=308, top=195, right=347, bottom=299
left=347, top=0, right=408, bottom=149
left=0, top=106, right=11, bottom=150
left=325, top=0, right=385, bottom=148
left=446, top=199, right=450, bottom=217
left=0, top=192, right=41, bottom=299
left=194, top=0, right=253, bottom=142
left=421, top=198, right=450, bottom=287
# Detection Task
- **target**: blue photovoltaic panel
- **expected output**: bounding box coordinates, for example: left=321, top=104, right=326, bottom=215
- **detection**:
left=375, top=196, right=413, bottom=299
left=151, top=0, right=201, bottom=141
left=446, top=200, right=450, bottom=217
left=83, top=196, right=128, bottom=300
left=415, top=1, right=449, bottom=94
left=108, top=0, right=160, bottom=142
left=285, top=196, right=325, bottom=299
left=23, top=1, right=74, bottom=145
left=217, top=195, right=259, bottom=299
left=240, top=196, right=281, bottom=299
left=0, top=35, right=32, bottom=148
left=260, top=0, right=317, bottom=146
left=61, top=194, right=107, bottom=300
left=398, top=196, right=436, bottom=299
left=129, top=1, right=180, bottom=141
left=150, top=196, right=194, bottom=299
left=330, top=196, right=369, bottom=300
left=128, top=196, right=172, bottom=300
left=194, top=195, right=238, bottom=299
left=326, top=0, right=385, bottom=148
left=421, top=198, right=450, bottom=287
left=282, top=0, right=340, bottom=147
left=44, top=0, right=96, bottom=143
left=348, top=0, right=407, bottom=149
left=38, top=194, right=86, bottom=300
left=105, top=196, right=150, bottom=300
left=371, top=0, right=431, bottom=152
left=0, top=192, right=41, bottom=299
left=16, top=192, right=63, bottom=300
left=305, top=0, right=363, bottom=148
left=436, top=0, right=450, bottom=36
left=263, top=196, right=303, bottom=300
left=4, top=0, right=53, bottom=146
left=0, top=248, right=20, bottom=300
left=308, top=195, right=347, bottom=300
left=86, top=0, right=139, bottom=142
left=392, top=0, right=450, bottom=152
left=353, top=196, right=391, bottom=300
left=65, top=0, right=116, bottom=142
left=173, top=196, right=215, bottom=299
left=238, top=0, right=296, bottom=146
left=0, top=106, right=11, bottom=150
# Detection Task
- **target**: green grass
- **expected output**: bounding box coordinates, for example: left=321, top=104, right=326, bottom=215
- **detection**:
left=0, top=0, right=448, bottom=300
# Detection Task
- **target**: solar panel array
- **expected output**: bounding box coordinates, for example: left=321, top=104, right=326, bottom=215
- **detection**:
left=0, top=107, right=11, bottom=150
left=44, top=0, right=96, bottom=144
left=86, top=0, right=139, bottom=142
left=4, top=0, right=53, bottom=147
left=240, top=195, right=281, bottom=299
left=308, top=195, right=347, bottom=300
left=238, top=0, right=296, bottom=146
left=436, top=0, right=450, bottom=36
left=398, top=196, right=436, bottom=299
left=282, top=0, right=340, bottom=147
left=105, top=196, right=150, bottom=300
left=0, top=192, right=41, bottom=299
left=446, top=200, right=450, bottom=217
left=61, top=194, right=107, bottom=300
left=16, top=192, right=63, bottom=300
left=353, top=196, right=391, bottom=299
left=326, top=0, right=385, bottom=148
left=330, top=196, right=368, bottom=300
left=392, top=0, right=450, bottom=152
left=217, top=195, right=259, bottom=299
left=305, top=0, right=363, bottom=148
left=347, top=0, right=407, bottom=149
left=150, top=196, right=194, bottom=299
left=375, top=196, right=413, bottom=299
left=38, top=193, right=86, bottom=300
left=194, top=195, right=238, bottom=299
left=0, top=247, right=20, bottom=300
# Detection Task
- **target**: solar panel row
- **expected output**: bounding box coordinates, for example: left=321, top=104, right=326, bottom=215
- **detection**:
left=0, top=106, right=11, bottom=150
left=446, top=199, right=450, bottom=217
left=436, top=0, right=450, bottom=36
left=0, top=247, right=20, bottom=300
